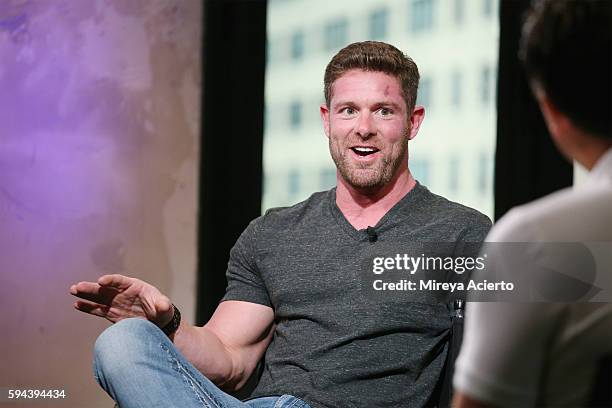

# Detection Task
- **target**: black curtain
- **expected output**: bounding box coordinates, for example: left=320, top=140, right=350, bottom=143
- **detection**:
left=495, top=0, right=573, bottom=221
left=197, top=0, right=268, bottom=325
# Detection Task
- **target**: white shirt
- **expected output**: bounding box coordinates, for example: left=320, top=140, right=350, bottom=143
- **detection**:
left=453, top=148, right=612, bottom=407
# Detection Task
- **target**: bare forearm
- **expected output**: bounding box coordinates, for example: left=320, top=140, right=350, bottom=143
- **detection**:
left=70, top=276, right=274, bottom=390
left=171, top=322, right=239, bottom=389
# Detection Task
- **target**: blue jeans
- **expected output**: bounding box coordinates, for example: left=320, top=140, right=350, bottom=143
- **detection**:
left=93, top=318, right=310, bottom=408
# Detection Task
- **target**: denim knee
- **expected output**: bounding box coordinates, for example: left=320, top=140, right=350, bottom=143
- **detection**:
left=93, top=318, right=164, bottom=382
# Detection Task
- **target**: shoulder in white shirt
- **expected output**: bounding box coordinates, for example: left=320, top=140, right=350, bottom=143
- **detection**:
left=453, top=148, right=612, bottom=407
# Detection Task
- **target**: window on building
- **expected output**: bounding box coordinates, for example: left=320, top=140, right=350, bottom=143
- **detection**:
left=410, top=158, right=430, bottom=185
left=266, top=37, right=277, bottom=64
left=291, top=31, right=304, bottom=61
left=289, top=100, right=302, bottom=130
left=478, top=152, right=489, bottom=193
left=454, top=0, right=464, bottom=25
left=410, top=0, right=434, bottom=33
left=288, top=169, right=301, bottom=196
left=451, top=70, right=462, bottom=108
left=324, top=18, right=348, bottom=51
left=368, top=8, right=388, bottom=40
left=483, top=0, right=493, bottom=17
left=417, top=77, right=432, bottom=109
left=449, top=156, right=460, bottom=192
left=481, top=65, right=491, bottom=106
left=320, top=168, right=336, bottom=190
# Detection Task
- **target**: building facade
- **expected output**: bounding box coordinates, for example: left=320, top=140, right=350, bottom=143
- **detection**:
left=264, top=0, right=499, bottom=218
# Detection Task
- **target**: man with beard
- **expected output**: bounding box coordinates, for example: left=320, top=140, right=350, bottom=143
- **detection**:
left=71, top=41, right=491, bottom=408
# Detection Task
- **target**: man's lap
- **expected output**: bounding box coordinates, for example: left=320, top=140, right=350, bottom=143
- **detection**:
left=93, top=318, right=309, bottom=408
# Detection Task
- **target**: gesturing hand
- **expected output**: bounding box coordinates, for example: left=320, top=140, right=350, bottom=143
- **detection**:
left=70, top=274, right=174, bottom=328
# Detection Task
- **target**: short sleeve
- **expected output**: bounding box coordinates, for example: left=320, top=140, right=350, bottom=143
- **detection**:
left=458, top=212, right=493, bottom=243
left=221, top=217, right=272, bottom=308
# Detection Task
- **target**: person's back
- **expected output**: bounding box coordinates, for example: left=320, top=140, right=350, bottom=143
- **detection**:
left=453, top=0, right=612, bottom=406
left=456, top=151, right=612, bottom=406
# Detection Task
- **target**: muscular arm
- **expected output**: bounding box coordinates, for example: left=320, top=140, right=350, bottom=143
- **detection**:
left=70, top=274, right=274, bottom=392
left=172, top=300, right=274, bottom=391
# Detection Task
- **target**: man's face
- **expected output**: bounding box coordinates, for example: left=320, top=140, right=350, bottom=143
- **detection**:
left=320, top=69, right=423, bottom=192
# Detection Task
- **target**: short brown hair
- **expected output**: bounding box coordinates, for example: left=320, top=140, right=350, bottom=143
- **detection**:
left=324, top=41, right=420, bottom=112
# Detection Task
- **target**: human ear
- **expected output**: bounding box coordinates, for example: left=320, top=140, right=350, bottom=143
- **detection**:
left=407, top=105, right=425, bottom=140
left=320, top=104, right=331, bottom=138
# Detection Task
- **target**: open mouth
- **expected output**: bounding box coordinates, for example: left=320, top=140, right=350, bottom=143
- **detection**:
left=351, top=146, right=380, bottom=157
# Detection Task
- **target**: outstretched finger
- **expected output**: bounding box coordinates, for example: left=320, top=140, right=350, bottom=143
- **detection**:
left=73, top=299, right=111, bottom=320
left=97, top=274, right=133, bottom=290
left=70, top=281, right=98, bottom=296
left=70, top=282, right=119, bottom=305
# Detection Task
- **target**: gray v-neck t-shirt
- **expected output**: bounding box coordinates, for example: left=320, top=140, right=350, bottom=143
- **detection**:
left=222, top=183, right=492, bottom=407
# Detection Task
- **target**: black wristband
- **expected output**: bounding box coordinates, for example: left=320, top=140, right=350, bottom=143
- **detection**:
left=161, top=304, right=181, bottom=337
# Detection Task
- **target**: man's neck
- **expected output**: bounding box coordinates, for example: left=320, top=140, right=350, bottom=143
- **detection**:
left=335, top=168, right=416, bottom=230
left=577, top=139, right=612, bottom=171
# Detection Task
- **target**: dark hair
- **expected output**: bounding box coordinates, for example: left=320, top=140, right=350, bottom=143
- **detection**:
left=324, top=41, right=420, bottom=113
left=520, top=0, right=611, bottom=139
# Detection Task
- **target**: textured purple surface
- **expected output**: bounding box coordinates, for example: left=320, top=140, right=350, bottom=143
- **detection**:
left=0, top=1, right=201, bottom=406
